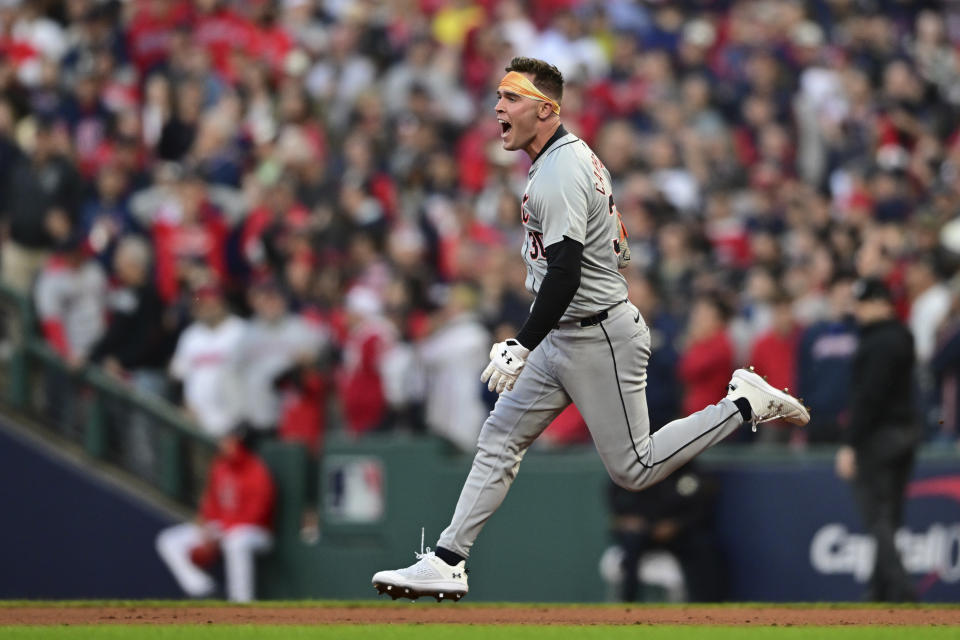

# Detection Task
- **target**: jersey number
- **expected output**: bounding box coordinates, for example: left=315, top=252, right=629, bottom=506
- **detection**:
left=528, top=231, right=545, bottom=260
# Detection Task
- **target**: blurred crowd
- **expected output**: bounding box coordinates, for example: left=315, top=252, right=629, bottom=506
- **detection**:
left=3, top=0, right=960, bottom=455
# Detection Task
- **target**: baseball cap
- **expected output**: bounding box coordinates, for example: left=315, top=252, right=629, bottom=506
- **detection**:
left=853, top=277, right=892, bottom=302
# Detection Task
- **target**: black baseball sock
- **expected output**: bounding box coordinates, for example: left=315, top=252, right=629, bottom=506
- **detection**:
left=435, top=546, right=465, bottom=566
left=733, top=397, right=752, bottom=423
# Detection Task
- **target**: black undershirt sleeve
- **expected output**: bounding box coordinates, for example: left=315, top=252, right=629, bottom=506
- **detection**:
left=515, top=236, right=583, bottom=350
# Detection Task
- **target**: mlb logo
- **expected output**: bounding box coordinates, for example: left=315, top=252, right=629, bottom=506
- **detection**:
left=324, top=456, right=385, bottom=524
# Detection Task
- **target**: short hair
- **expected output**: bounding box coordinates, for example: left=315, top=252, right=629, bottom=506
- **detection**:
left=853, top=277, right=893, bottom=303
left=504, top=57, right=564, bottom=104
left=115, top=235, right=152, bottom=268
left=696, top=291, right=733, bottom=322
left=830, top=268, right=857, bottom=288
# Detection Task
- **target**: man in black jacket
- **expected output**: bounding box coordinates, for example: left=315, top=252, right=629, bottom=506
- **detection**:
left=1, top=116, right=83, bottom=294
left=89, top=235, right=172, bottom=378
left=835, top=277, right=919, bottom=602
left=89, top=235, right=177, bottom=476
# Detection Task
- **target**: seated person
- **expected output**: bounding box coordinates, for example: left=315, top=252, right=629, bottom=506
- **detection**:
left=155, top=424, right=276, bottom=602
left=607, top=460, right=725, bottom=602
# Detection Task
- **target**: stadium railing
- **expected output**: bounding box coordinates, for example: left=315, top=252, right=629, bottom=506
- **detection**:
left=0, top=281, right=217, bottom=505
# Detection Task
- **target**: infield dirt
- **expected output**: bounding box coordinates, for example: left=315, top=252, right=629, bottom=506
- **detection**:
left=0, top=605, right=958, bottom=626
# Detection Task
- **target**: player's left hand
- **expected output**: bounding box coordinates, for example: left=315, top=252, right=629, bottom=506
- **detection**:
left=481, top=339, right=529, bottom=394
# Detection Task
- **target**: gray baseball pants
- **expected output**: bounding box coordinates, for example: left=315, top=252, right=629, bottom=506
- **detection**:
left=437, top=300, right=744, bottom=557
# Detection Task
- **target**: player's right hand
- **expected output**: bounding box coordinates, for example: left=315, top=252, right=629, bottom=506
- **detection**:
left=481, top=339, right=529, bottom=394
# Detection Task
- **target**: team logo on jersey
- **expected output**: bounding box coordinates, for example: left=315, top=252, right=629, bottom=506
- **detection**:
left=521, top=193, right=530, bottom=224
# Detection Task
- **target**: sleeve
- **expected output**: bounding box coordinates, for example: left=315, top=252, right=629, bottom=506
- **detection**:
left=35, top=269, right=62, bottom=321
left=515, top=237, right=583, bottom=350
left=537, top=161, right=590, bottom=247
left=35, top=270, right=71, bottom=357
left=228, top=319, right=248, bottom=371
left=232, top=323, right=250, bottom=369
left=169, top=329, right=191, bottom=380
left=41, top=320, right=70, bottom=358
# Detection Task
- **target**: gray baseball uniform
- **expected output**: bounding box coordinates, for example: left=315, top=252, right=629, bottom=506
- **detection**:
left=519, top=133, right=628, bottom=321
left=436, top=130, right=745, bottom=558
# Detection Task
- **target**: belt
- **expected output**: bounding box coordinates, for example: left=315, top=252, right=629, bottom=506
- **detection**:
left=576, top=309, right=609, bottom=327
left=556, top=300, right=627, bottom=329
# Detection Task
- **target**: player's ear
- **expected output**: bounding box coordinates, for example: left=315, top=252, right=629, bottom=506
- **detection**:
left=538, top=101, right=553, bottom=120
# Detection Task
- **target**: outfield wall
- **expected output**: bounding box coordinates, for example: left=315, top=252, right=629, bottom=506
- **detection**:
left=3, top=416, right=959, bottom=602
left=708, top=453, right=960, bottom=601
left=284, top=435, right=960, bottom=602
left=0, top=420, right=181, bottom=598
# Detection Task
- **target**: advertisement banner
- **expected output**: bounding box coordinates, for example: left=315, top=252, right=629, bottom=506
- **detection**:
left=712, top=461, right=960, bottom=602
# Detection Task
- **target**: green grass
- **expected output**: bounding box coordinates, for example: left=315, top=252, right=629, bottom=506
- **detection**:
left=1, top=626, right=959, bottom=640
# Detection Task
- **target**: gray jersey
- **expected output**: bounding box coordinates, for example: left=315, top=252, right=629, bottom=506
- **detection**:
left=520, top=131, right=628, bottom=322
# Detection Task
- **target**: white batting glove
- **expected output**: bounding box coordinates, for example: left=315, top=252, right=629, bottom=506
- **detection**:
left=481, top=339, right=530, bottom=394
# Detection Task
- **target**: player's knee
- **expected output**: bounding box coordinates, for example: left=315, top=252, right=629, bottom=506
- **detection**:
left=221, top=532, right=248, bottom=555
left=608, top=467, right=643, bottom=492
left=155, top=527, right=175, bottom=554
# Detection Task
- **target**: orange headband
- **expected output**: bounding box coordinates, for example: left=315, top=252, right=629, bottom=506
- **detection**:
left=498, top=71, right=560, bottom=115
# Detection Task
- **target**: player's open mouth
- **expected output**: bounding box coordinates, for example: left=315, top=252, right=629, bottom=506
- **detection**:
left=499, top=120, right=512, bottom=137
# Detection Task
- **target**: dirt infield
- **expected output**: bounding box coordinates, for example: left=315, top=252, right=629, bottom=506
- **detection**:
left=1, top=605, right=959, bottom=626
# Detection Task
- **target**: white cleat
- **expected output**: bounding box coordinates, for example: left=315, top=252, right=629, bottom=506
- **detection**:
left=372, top=550, right=468, bottom=602
left=726, top=368, right=810, bottom=431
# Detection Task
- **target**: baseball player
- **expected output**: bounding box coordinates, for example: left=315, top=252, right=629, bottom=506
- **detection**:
left=372, top=57, right=809, bottom=601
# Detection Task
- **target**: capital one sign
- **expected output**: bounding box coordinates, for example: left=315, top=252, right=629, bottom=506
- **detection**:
left=810, top=523, right=960, bottom=583
left=809, top=475, right=960, bottom=587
